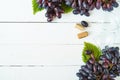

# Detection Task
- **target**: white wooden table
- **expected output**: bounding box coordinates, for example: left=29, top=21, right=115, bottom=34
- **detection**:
left=0, top=0, right=120, bottom=80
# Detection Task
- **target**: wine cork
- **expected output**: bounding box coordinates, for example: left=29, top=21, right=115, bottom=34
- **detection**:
left=77, top=31, right=88, bottom=39
left=75, top=24, right=85, bottom=30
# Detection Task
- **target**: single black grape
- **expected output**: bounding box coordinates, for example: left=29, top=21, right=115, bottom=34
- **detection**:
left=112, top=1, right=119, bottom=8
left=112, top=57, right=118, bottom=64
left=79, top=70, right=88, bottom=76
left=73, top=9, right=80, bottom=14
left=80, top=9, right=86, bottom=15
left=87, top=0, right=93, bottom=5
left=81, top=21, right=88, bottom=27
left=86, top=61, right=93, bottom=70
left=95, top=0, right=101, bottom=9
left=105, top=52, right=112, bottom=60
left=103, top=62, right=109, bottom=68
left=85, top=12, right=90, bottom=16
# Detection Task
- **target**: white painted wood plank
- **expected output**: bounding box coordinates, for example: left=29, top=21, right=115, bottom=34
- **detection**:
left=0, top=23, right=119, bottom=45
left=0, top=45, right=84, bottom=65
left=0, top=0, right=119, bottom=22
left=0, top=43, right=120, bottom=65
left=0, top=23, right=119, bottom=65
left=0, top=67, right=120, bottom=80
left=0, top=67, right=80, bottom=80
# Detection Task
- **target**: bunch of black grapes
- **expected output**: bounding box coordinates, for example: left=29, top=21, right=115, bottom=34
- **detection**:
left=65, top=0, right=119, bottom=16
left=37, top=0, right=64, bottom=22
left=76, top=46, right=120, bottom=80
left=36, top=0, right=119, bottom=21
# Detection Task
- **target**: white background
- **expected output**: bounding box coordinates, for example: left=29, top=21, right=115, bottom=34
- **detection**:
left=0, top=0, right=120, bottom=80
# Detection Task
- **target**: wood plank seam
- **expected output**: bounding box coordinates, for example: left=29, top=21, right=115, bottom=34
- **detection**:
left=0, top=22, right=111, bottom=23
left=0, top=65, right=81, bottom=67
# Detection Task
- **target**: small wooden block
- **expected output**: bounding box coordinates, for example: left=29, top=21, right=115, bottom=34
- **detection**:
left=75, top=24, right=85, bottom=30
left=77, top=31, right=88, bottom=39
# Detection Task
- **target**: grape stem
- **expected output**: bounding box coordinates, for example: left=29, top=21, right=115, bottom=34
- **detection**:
left=90, top=53, right=95, bottom=61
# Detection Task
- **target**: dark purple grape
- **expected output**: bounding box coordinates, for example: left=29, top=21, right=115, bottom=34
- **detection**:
left=102, top=49, right=107, bottom=53
left=99, top=55, right=106, bottom=60
left=57, top=13, right=62, bottom=18
left=82, top=1, right=89, bottom=9
left=104, top=69, right=109, bottom=74
left=96, top=0, right=101, bottom=9
left=79, top=70, right=88, bottom=76
left=47, top=17, right=53, bottom=22
left=108, top=47, right=115, bottom=53
left=82, top=1, right=87, bottom=8
left=103, top=62, right=109, bottom=68
left=112, top=57, right=117, bottom=64
left=45, top=13, right=49, bottom=17
left=102, top=4, right=107, bottom=11
left=118, top=58, right=120, bottom=64
left=85, top=2, right=90, bottom=9
left=114, top=51, right=119, bottom=58
left=93, top=64, right=97, bottom=73
left=87, top=0, right=93, bottom=5
left=81, top=21, right=88, bottom=27
left=110, top=74, right=116, bottom=78
left=86, top=61, right=93, bottom=70
left=112, top=1, right=119, bottom=8
left=88, top=76, right=93, bottom=79
left=89, top=58, right=95, bottom=64
left=85, top=12, right=90, bottom=16
left=97, top=64, right=103, bottom=73
left=81, top=65, right=86, bottom=69
left=71, top=1, right=77, bottom=8
left=105, top=52, right=112, bottom=60
left=89, top=73, right=96, bottom=79
left=42, top=2, right=48, bottom=8
left=65, top=1, right=72, bottom=6
left=108, top=6, right=113, bottom=12
left=115, top=47, right=119, bottom=51
left=37, top=0, right=42, bottom=3
left=76, top=73, right=82, bottom=77
left=102, top=74, right=109, bottom=79
left=80, top=9, right=86, bottom=15
left=117, top=64, right=120, bottom=69
left=52, top=0, right=58, bottom=2
left=78, top=0, right=83, bottom=7
left=89, top=2, right=95, bottom=10
left=82, top=66, right=92, bottom=73
left=112, top=65, right=117, bottom=71
left=73, top=9, right=80, bottom=14
left=38, top=3, right=43, bottom=8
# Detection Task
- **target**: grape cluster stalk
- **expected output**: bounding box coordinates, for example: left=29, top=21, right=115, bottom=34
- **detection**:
left=76, top=46, right=120, bottom=80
